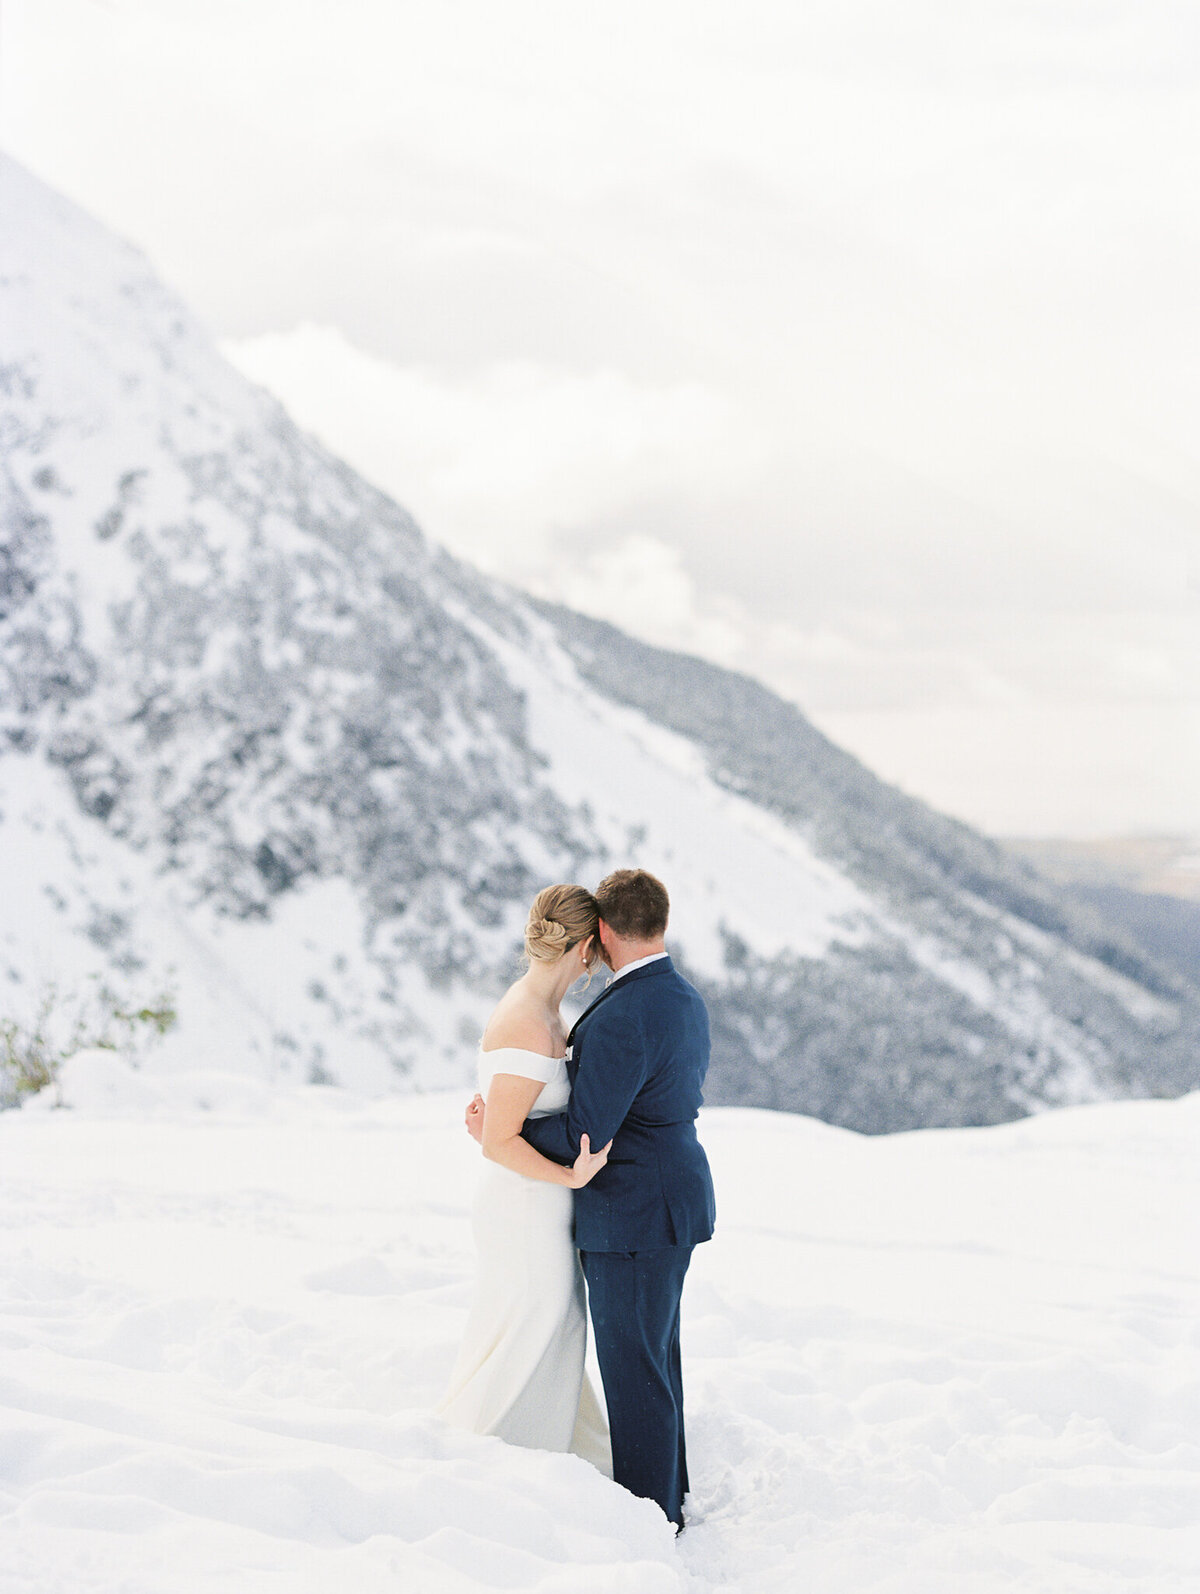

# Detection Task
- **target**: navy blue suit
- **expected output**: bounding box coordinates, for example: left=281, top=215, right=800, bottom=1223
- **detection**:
left=522, top=956, right=715, bottom=1527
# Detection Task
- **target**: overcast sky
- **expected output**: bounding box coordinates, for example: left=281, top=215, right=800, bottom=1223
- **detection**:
left=4, top=0, right=1199, bottom=836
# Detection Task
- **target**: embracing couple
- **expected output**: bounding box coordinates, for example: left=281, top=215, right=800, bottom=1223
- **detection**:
left=439, top=869, right=716, bottom=1532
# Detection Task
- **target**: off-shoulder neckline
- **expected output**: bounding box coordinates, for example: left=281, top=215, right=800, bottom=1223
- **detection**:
left=479, top=1043, right=567, bottom=1062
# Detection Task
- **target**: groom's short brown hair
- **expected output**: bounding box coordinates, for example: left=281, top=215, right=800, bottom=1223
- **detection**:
left=595, top=869, right=670, bottom=939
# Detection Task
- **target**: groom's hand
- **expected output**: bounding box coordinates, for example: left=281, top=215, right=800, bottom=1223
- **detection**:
left=464, top=1094, right=485, bottom=1144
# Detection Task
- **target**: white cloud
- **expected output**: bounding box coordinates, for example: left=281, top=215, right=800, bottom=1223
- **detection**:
left=223, top=325, right=763, bottom=572
left=530, top=534, right=745, bottom=666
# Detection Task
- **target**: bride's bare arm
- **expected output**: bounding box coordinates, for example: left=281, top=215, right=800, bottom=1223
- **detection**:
left=481, top=1074, right=610, bottom=1188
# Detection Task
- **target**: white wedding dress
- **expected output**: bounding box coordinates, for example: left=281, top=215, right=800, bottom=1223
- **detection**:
left=439, top=1047, right=611, bottom=1472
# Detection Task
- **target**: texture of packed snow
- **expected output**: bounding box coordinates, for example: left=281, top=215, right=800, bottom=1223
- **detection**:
left=3, top=1067, right=1198, bottom=1593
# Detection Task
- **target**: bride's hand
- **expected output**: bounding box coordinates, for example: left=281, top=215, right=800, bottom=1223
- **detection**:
left=568, top=1132, right=612, bottom=1189
left=464, top=1094, right=485, bottom=1144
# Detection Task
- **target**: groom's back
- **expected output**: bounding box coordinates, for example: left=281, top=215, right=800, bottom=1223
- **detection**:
left=613, top=962, right=710, bottom=1124
left=572, top=959, right=716, bottom=1251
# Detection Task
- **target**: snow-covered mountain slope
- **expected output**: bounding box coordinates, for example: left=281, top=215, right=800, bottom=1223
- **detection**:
left=1, top=152, right=1197, bottom=1129
left=4, top=1072, right=1200, bottom=1593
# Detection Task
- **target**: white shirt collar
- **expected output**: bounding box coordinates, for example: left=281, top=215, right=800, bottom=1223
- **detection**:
left=607, top=951, right=669, bottom=985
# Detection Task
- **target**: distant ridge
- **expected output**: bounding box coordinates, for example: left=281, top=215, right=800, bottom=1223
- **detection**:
left=1004, top=835, right=1200, bottom=902
left=1004, top=835, right=1200, bottom=988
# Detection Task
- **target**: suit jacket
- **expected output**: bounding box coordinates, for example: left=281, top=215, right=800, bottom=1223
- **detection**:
left=521, top=956, right=716, bottom=1252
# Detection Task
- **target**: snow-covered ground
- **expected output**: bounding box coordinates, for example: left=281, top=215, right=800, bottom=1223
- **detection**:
left=2, top=1064, right=1199, bottom=1593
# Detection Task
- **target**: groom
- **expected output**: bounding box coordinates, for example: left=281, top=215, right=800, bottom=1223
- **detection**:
left=522, top=869, right=716, bottom=1532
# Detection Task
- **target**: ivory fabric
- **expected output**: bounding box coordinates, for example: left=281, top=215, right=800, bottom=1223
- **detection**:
left=438, top=1047, right=611, bottom=1473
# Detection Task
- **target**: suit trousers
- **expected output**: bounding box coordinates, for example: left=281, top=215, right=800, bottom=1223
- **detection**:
left=581, top=1245, right=695, bottom=1528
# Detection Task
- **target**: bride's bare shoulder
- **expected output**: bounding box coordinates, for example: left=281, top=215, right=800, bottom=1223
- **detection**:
left=481, top=988, right=558, bottom=1056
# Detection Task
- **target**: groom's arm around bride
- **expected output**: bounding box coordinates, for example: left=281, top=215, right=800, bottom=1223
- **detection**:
left=521, top=869, right=716, bottom=1533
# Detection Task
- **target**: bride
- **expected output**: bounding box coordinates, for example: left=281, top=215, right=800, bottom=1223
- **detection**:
left=439, top=884, right=612, bottom=1471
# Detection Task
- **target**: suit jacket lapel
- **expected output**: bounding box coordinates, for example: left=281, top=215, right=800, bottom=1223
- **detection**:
left=567, top=956, right=673, bottom=1048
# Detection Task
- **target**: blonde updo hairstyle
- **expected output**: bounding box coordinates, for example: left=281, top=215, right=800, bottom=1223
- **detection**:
left=524, top=883, right=600, bottom=969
